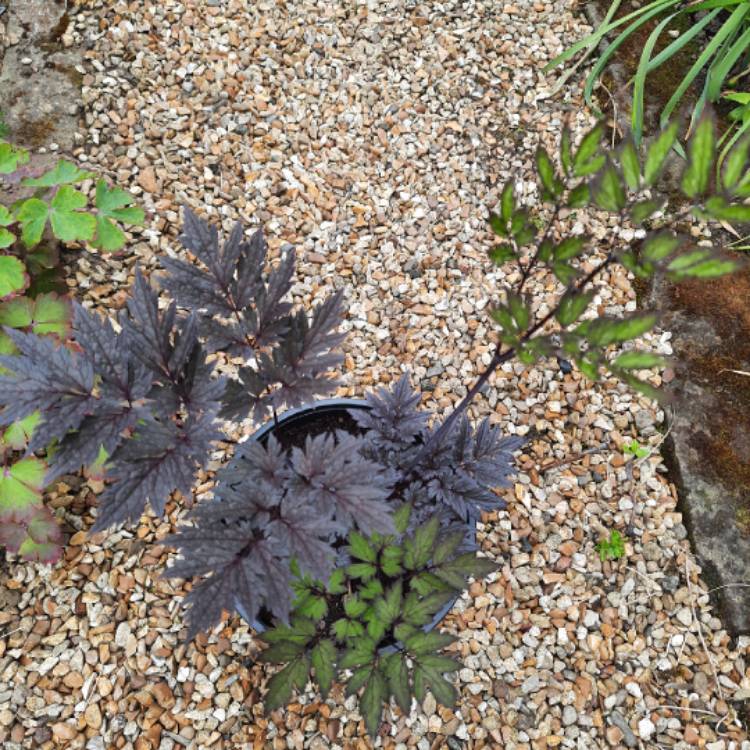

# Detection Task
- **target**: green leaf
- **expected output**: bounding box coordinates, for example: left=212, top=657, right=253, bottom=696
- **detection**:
left=347, top=562, right=376, bottom=580
left=393, top=502, right=411, bottom=534
left=567, top=183, right=590, bottom=208
left=554, top=236, right=588, bottom=261
left=560, top=126, right=573, bottom=176
left=311, top=639, right=337, bottom=699
left=0, top=292, right=71, bottom=336
left=432, top=530, right=466, bottom=566
left=0, top=206, right=13, bottom=228
left=294, top=591, right=327, bottom=620
left=402, top=591, right=456, bottom=627
left=404, top=630, right=456, bottom=657
left=348, top=530, right=377, bottom=563
left=374, top=581, right=402, bottom=625
left=666, top=248, right=738, bottom=279
left=260, top=617, right=316, bottom=645
left=500, top=181, right=515, bottom=224
left=360, top=668, right=387, bottom=736
left=489, top=243, right=515, bottom=265
left=642, top=232, right=680, bottom=263
left=630, top=199, right=662, bottom=225
left=536, top=147, right=563, bottom=198
left=0, top=142, right=29, bottom=174
left=573, top=124, right=604, bottom=177
left=591, top=160, right=626, bottom=212
left=404, top=514, right=441, bottom=570
left=434, top=553, right=498, bottom=589
left=327, top=568, right=346, bottom=594
left=414, top=654, right=461, bottom=674
left=91, top=180, right=144, bottom=251
left=556, top=291, right=594, bottom=326
left=413, top=664, right=458, bottom=708
left=359, top=578, right=384, bottom=601
left=333, top=618, right=364, bottom=641
left=345, top=665, right=374, bottom=696
left=644, top=120, right=679, bottom=185
left=575, top=353, right=600, bottom=380
left=616, top=371, right=663, bottom=400
left=257, top=640, right=307, bottom=663
left=552, top=261, right=579, bottom=285
left=0, top=228, right=14, bottom=249
left=22, top=160, right=94, bottom=187
left=490, top=305, right=517, bottom=335
left=16, top=198, right=49, bottom=248
left=613, top=351, right=665, bottom=370
left=701, top=196, right=750, bottom=224
left=618, top=138, right=641, bottom=190
left=0, top=455, right=47, bottom=519
left=507, top=293, right=530, bottom=331
left=264, top=656, right=310, bottom=711
left=584, top=314, right=658, bottom=346
left=2, top=412, right=40, bottom=451
left=722, top=134, right=750, bottom=193
left=488, top=212, right=507, bottom=238
left=383, top=652, right=411, bottom=714
left=681, top=115, right=716, bottom=198
left=343, top=595, right=368, bottom=618
left=0, top=255, right=28, bottom=298
left=411, top=571, right=452, bottom=596
left=339, top=638, right=377, bottom=669
left=49, top=186, right=96, bottom=243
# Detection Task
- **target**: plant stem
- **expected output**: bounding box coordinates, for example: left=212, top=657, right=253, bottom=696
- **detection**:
left=413, top=251, right=616, bottom=465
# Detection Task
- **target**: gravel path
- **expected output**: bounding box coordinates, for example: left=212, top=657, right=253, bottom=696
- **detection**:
left=2, top=0, right=750, bottom=748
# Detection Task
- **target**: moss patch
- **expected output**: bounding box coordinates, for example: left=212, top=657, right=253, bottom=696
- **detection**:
left=666, top=270, right=750, bottom=517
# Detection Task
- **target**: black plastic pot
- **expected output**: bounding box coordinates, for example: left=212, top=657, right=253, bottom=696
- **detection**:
left=233, top=398, right=478, bottom=649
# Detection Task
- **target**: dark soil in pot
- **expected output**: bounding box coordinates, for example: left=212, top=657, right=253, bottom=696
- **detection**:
left=232, top=398, right=478, bottom=652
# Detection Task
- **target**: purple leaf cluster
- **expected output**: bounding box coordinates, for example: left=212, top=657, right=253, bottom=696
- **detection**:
left=167, top=431, right=396, bottom=637
left=353, top=375, right=523, bottom=523
left=163, top=208, right=345, bottom=423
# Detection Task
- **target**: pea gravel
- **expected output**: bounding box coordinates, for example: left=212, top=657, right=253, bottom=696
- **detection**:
left=1, top=0, right=750, bottom=748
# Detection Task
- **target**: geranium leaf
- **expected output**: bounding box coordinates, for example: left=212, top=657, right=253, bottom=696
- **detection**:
left=21, top=160, right=94, bottom=187
left=2, top=411, right=40, bottom=451
left=16, top=198, right=49, bottom=247
left=0, top=455, right=46, bottom=520
left=0, top=256, right=28, bottom=298
left=49, top=186, right=96, bottom=242
left=92, top=180, right=144, bottom=251
left=0, top=143, right=29, bottom=174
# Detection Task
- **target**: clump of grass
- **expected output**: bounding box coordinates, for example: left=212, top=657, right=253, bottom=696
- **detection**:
left=546, top=0, right=750, bottom=147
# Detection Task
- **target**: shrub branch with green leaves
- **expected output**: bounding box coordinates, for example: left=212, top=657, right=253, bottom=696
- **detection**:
left=0, top=140, right=144, bottom=562
left=422, top=113, right=744, bottom=454
left=258, top=504, right=496, bottom=735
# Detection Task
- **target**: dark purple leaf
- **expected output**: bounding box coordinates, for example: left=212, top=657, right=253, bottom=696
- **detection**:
left=0, top=328, right=95, bottom=441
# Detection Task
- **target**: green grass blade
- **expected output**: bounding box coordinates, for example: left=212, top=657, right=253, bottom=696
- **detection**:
left=718, top=124, right=750, bottom=182
left=706, top=24, right=750, bottom=102
left=544, top=0, right=674, bottom=71
left=646, top=9, right=722, bottom=71
left=633, top=13, right=679, bottom=145
left=660, top=5, right=750, bottom=128
left=686, top=0, right=746, bottom=11
left=583, top=3, right=683, bottom=107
